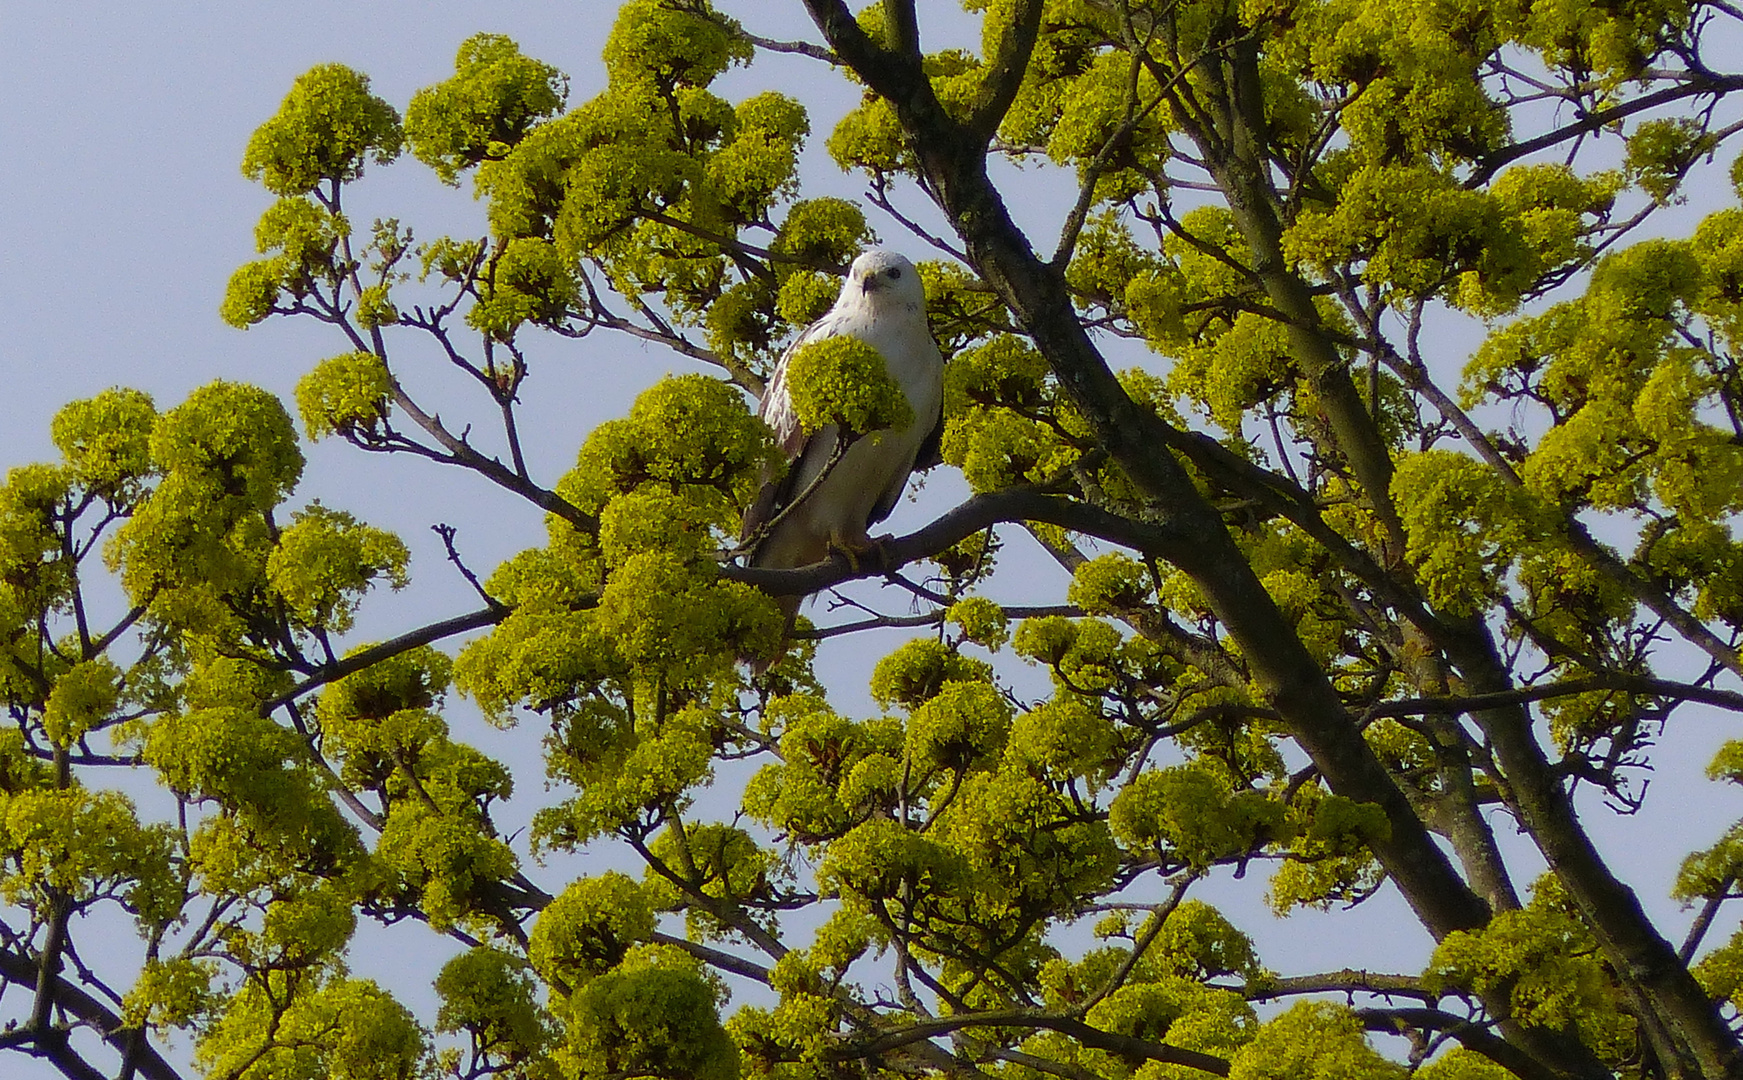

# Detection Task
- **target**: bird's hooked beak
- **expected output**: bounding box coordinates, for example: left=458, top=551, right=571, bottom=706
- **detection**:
left=853, top=258, right=908, bottom=297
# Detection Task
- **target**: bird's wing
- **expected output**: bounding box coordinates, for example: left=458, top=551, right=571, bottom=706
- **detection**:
left=868, top=411, right=944, bottom=528
left=741, top=315, right=839, bottom=544
left=911, top=409, right=946, bottom=473
left=868, top=329, right=946, bottom=528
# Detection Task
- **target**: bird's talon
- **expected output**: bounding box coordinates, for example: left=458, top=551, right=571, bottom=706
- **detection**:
left=826, top=538, right=870, bottom=573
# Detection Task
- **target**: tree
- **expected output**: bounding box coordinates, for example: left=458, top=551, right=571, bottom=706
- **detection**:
left=7, top=0, right=1743, bottom=1076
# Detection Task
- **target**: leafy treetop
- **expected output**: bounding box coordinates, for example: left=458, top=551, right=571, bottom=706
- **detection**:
left=13, top=2, right=1743, bottom=1079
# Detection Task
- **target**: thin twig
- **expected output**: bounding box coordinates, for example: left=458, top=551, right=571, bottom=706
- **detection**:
left=432, top=524, right=506, bottom=612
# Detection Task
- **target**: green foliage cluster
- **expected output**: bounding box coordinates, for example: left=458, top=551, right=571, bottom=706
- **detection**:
left=0, top=379, right=475, bottom=1078
left=242, top=63, right=404, bottom=197
left=1428, top=877, right=1636, bottom=1057
left=406, top=34, right=570, bottom=185
left=782, top=336, right=914, bottom=435
left=296, top=350, right=394, bottom=441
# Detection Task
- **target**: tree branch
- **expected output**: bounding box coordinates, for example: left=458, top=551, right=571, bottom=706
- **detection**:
left=965, top=0, right=1047, bottom=140
left=1469, top=74, right=1743, bottom=183
left=649, top=931, right=772, bottom=985
left=1368, top=674, right=1743, bottom=720
left=1358, top=1006, right=1564, bottom=1080
left=797, top=603, right=1083, bottom=640
left=1682, top=883, right=1733, bottom=963
left=741, top=31, right=836, bottom=62
left=723, top=487, right=1189, bottom=596
left=884, top=0, right=920, bottom=60
left=262, top=605, right=513, bottom=714
left=801, top=1, right=937, bottom=127
left=846, top=1009, right=1230, bottom=1077
left=1252, top=969, right=1439, bottom=1002
left=385, top=381, right=597, bottom=534
left=0, top=946, right=186, bottom=1080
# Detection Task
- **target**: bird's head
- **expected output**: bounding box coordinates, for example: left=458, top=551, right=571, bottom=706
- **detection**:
left=847, top=249, right=924, bottom=312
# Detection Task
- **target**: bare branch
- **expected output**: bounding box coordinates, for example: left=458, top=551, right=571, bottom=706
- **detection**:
left=650, top=931, right=772, bottom=984
left=432, top=524, right=507, bottom=613
left=1682, top=883, right=1734, bottom=963
left=846, top=1009, right=1231, bottom=1077
left=1469, top=73, right=1743, bottom=183
left=798, top=603, right=1083, bottom=640
left=1368, top=674, right=1743, bottom=721
left=384, top=381, right=598, bottom=534
left=738, top=30, right=837, bottom=63
left=1252, top=969, right=1440, bottom=1002
left=262, top=605, right=513, bottom=714
left=1357, top=1007, right=1564, bottom=1080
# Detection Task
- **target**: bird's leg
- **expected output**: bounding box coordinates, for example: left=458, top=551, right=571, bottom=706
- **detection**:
left=826, top=526, right=880, bottom=573
left=826, top=528, right=900, bottom=574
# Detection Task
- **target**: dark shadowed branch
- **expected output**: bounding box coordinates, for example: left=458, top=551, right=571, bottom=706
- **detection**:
left=845, top=1008, right=1231, bottom=1077
left=262, top=605, right=514, bottom=715
left=0, top=947, right=186, bottom=1080
left=1358, top=1007, right=1564, bottom=1080
left=1368, top=675, right=1743, bottom=720
left=723, top=487, right=1188, bottom=597
left=798, top=603, right=1084, bottom=640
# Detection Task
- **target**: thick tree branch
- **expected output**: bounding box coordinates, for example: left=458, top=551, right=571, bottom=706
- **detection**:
left=650, top=931, right=772, bottom=984
left=0, top=947, right=186, bottom=1080
left=1358, top=1007, right=1563, bottom=1080
left=801, top=1, right=939, bottom=130
left=723, top=487, right=1189, bottom=596
left=803, top=0, right=1498, bottom=949
left=965, top=0, right=1047, bottom=140
left=884, top=0, right=920, bottom=59
left=1468, top=74, right=1743, bottom=183
left=1682, top=884, right=1733, bottom=963
left=737, top=29, right=836, bottom=63
left=1369, top=674, right=1743, bottom=720
left=1253, top=969, right=1439, bottom=1002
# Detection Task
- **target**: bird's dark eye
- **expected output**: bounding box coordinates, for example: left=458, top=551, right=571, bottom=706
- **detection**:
left=885, top=266, right=902, bottom=279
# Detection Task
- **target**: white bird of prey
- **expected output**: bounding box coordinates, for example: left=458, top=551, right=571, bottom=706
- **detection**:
left=742, top=249, right=945, bottom=617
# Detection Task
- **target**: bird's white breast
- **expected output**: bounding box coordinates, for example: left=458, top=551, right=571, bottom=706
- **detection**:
left=747, top=250, right=944, bottom=573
